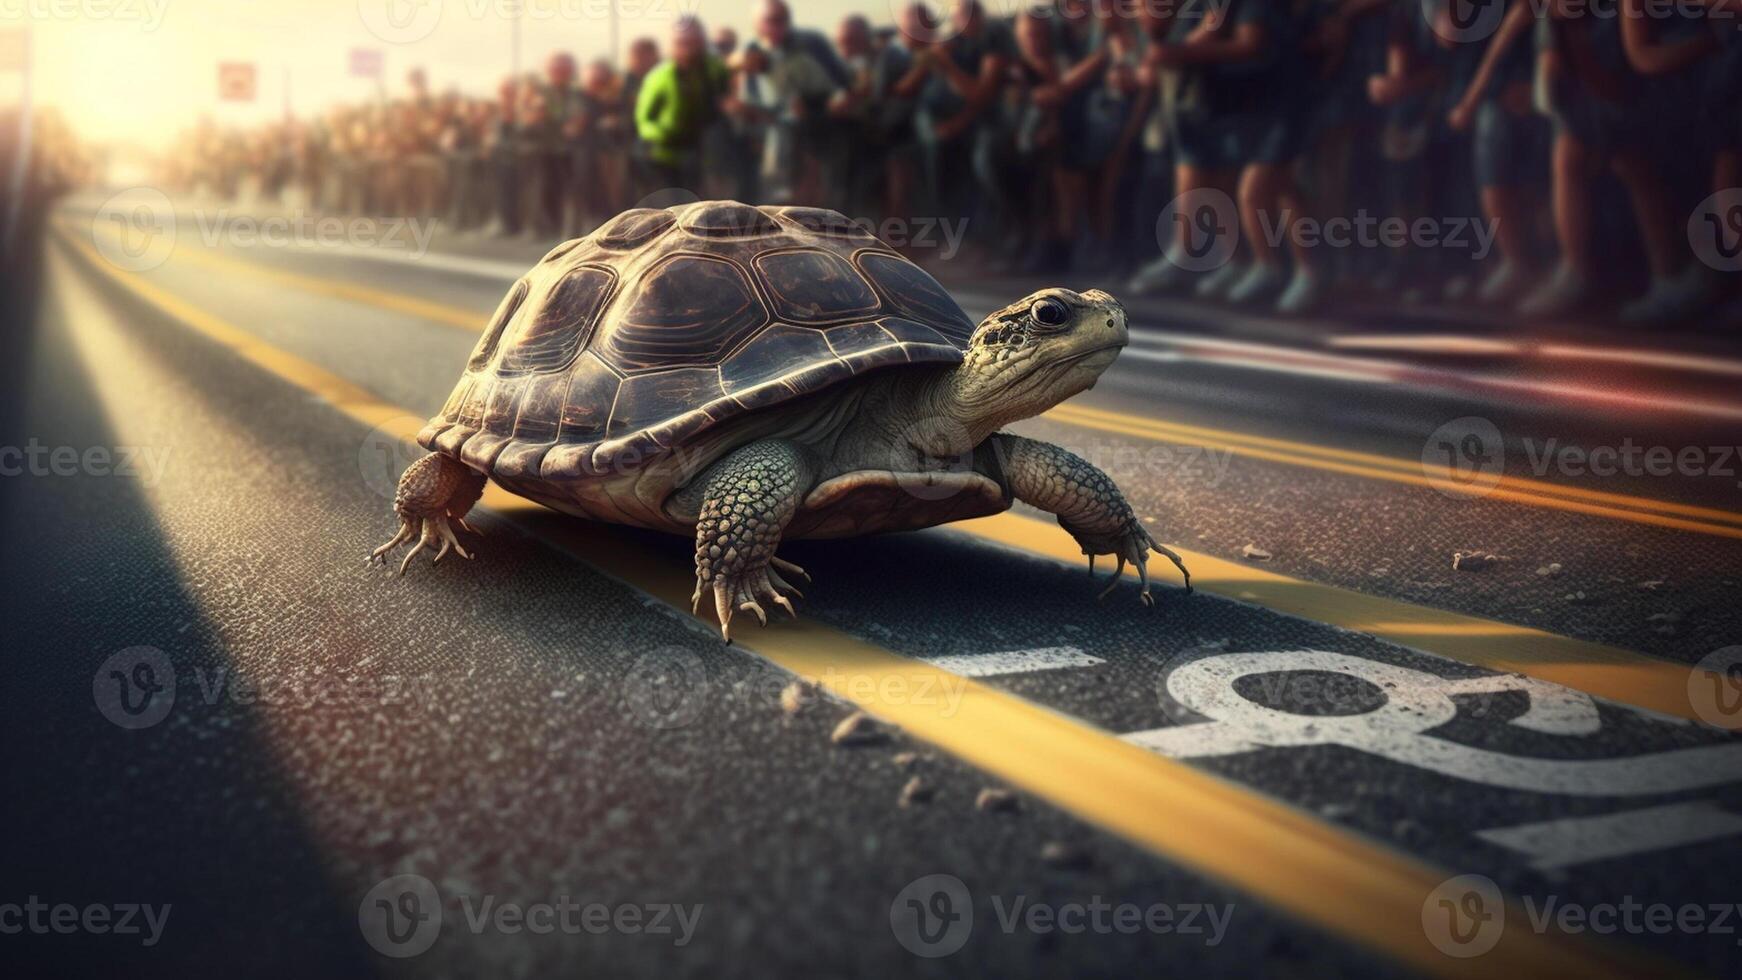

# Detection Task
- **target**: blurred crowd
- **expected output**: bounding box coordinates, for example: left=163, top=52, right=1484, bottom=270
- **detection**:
left=165, top=0, right=1742, bottom=323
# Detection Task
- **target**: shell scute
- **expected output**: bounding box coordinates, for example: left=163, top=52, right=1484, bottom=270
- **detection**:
left=422, top=201, right=977, bottom=482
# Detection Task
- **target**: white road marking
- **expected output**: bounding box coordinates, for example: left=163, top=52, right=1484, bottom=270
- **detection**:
left=1475, top=802, right=1742, bottom=870
left=921, top=647, right=1104, bottom=678
left=1123, top=650, right=1742, bottom=797
left=1438, top=673, right=1602, bottom=736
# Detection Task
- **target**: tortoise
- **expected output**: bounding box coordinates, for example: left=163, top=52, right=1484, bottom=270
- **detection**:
left=370, top=200, right=1189, bottom=639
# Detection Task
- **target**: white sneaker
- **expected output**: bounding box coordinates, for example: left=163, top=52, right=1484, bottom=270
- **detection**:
left=1476, top=261, right=1527, bottom=305
left=1518, top=263, right=1590, bottom=318
left=1128, top=251, right=1196, bottom=295
left=1275, top=268, right=1323, bottom=315
left=1195, top=261, right=1247, bottom=300
left=1620, top=266, right=1714, bottom=324
left=1227, top=263, right=1289, bottom=305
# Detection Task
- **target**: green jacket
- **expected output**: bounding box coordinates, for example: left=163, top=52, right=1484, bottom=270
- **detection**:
left=634, top=56, right=730, bottom=165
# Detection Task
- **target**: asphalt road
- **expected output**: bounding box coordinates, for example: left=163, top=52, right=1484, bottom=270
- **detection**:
left=5, top=194, right=1742, bottom=979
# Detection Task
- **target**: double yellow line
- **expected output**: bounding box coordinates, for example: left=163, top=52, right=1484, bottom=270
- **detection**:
left=54, top=227, right=1668, bottom=979
left=1049, top=403, right=1742, bottom=541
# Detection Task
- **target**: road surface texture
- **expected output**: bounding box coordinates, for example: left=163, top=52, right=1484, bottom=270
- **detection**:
left=4, top=193, right=1741, bottom=979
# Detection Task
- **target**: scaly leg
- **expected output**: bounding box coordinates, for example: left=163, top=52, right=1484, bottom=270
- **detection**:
left=682, top=440, right=814, bottom=642
left=368, top=452, right=488, bottom=575
left=992, top=434, right=1190, bottom=606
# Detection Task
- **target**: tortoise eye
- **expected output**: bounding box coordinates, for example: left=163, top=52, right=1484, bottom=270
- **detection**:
left=1030, top=298, right=1069, bottom=327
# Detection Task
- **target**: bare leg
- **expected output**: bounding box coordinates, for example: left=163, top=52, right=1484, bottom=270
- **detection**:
left=992, top=434, right=1190, bottom=606
left=679, top=440, right=814, bottom=642
left=368, top=453, right=487, bottom=575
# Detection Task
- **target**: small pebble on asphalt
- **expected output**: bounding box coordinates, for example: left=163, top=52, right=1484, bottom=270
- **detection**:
left=830, top=711, right=888, bottom=747
left=976, top=788, right=1019, bottom=813
left=1040, top=841, right=1091, bottom=870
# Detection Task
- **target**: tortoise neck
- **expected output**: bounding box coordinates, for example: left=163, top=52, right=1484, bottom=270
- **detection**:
left=899, top=360, right=1033, bottom=452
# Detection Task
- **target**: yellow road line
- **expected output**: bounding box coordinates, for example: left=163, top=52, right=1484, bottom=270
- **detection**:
left=83, top=218, right=1742, bottom=540
left=54, top=217, right=490, bottom=331
left=72, top=221, right=1726, bottom=719
left=957, top=514, right=1705, bottom=719
left=54, top=227, right=1664, bottom=980
left=1051, top=403, right=1742, bottom=532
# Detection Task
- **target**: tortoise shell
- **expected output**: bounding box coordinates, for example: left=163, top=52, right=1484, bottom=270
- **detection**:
left=417, top=201, right=976, bottom=482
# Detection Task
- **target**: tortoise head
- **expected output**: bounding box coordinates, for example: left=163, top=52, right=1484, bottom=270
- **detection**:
left=949, top=288, right=1128, bottom=434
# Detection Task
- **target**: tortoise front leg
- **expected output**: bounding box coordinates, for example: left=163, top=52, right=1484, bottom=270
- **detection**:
left=684, top=439, right=814, bottom=642
left=991, top=434, right=1191, bottom=605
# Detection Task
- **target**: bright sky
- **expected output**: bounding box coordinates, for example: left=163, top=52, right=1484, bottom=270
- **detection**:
left=6, top=0, right=884, bottom=152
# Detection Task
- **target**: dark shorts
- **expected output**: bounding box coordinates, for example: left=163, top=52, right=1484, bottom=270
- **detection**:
left=1474, top=100, right=1550, bottom=188
left=1243, top=111, right=1306, bottom=167
left=1170, top=113, right=1248, bottom=172
left=1547, top=72, right=1696, bottom=158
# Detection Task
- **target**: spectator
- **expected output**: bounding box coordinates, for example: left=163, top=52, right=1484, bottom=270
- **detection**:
left=635, top=16, right=733, bottom=192
left=745, top=0, right=853, bottom=203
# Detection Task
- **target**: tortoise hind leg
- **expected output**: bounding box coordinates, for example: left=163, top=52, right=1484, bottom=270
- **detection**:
left=684, top=439, right=815, bottom=642
left=368, top=453, right=488, bottom=575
